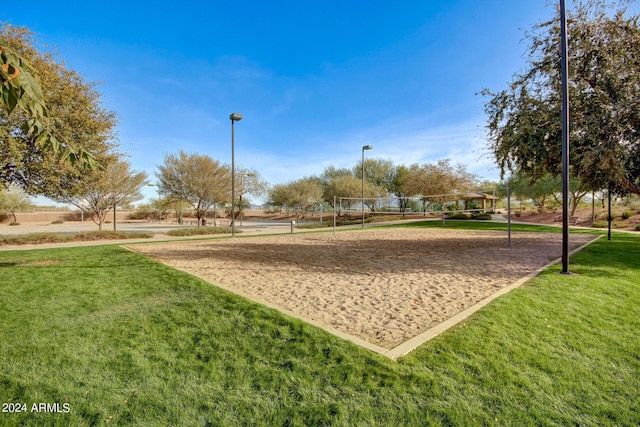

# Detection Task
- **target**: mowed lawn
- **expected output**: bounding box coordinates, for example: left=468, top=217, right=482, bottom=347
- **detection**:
left=0, top=223, right=638, bottom=426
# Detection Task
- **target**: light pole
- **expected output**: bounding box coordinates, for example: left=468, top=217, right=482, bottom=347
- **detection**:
left=362, top=145, right=373, bottom=229
left=230, top=112, right=243, bottom=237
left=560, top=0, right=570, bottom=273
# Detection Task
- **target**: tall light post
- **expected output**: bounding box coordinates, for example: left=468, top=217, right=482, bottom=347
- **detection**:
left=362, top=145, right=373, bottom=229
left=560, top=0, right=570, bottom=274
left=230, top=112, right=243, bottom=237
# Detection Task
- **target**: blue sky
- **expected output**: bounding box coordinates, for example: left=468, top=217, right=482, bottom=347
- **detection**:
left=6, top=1, right=564, bottom=203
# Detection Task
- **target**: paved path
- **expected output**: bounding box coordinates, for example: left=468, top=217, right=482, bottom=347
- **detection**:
left=0, top=219, right=329, bottom=251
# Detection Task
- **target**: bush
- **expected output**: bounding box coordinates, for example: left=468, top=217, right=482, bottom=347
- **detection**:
left=63, top=211, right=84, bottom=221
left=166, top=227, right=234, bottom=237
left=297, top=222, right=331, bottom=229
left=9, top=222, right=20, bottom=226
left=446, top=213, right=470, bottom=220
left=0, top=212, right=10, bottom=223
left=472, top=213, right=492, bottom=220
left=126, top=208, right=154, bottom=220
left=51, top=219, right=65, bottom=224
left=635, top=224, right=640, bottom=231
left=621, top=211, right=635, bottom=220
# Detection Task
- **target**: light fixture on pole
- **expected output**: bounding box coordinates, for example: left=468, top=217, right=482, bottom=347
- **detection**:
left=362, top=145, right=373, bottom=230
left=230, top=112, right=243, bottom=237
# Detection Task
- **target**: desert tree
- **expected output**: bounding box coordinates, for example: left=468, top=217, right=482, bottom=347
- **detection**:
left=267, top=178, right=323, bottom=220
left=353, top=158, right=397, bottom=191
left=62, top=160, right=148, bottom=230
left=0, top=184, right=33, bottom=223
left=405, top=159, right=478, bottom=212
left=156, top=151, right=230, bottom=226
left=353, top=159, right=410, bottom=212
left=234, top=166, right=268, bottom=220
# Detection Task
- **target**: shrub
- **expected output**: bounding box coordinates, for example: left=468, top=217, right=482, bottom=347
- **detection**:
left=297, top=222, right=330, bottom=229
left=166, top=227, right=234, bottom=237
left=51, top=219, right=65, bottom=224
left=446, top=213, right=470, bottom=220
left=9, top=222, right=20, bottom=226
left=63, top=211, right=84, bottom=221
left=0, top=212, right=10, bottom=223
left=472, top=213, right=492, bottom=220
left=635, top=224, right=640, bottom=231
left=621, top=211, right=635, bottom=220
left=126, top=208, right=153, bottom=220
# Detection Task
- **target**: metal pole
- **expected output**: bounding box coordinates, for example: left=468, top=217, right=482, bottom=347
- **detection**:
left=229, top=113, right=242, bottom=236
left=231, top=119, right=235, bottom=237
left=507, top=185, right=511, bottom=248
left=560, top=0, right=570, bottom=274
left=361, top=145, right=373, bottom=229
left=362, top=148, right=365, bottom=229
left=608, top=188, right=612, bottom=241
left=333, top=196, right=336, bottom=236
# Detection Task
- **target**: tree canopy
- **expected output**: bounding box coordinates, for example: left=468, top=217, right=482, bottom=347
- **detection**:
left=267, top=178, right=323, bottom=219
left=156, top=151, right=230, bottom=225
left=0, top=184, right=32, bottom=223
left=61, top=160, right=147, bottom=230
left=1, top=25, right=98, bottom=178
left=483, top=0, right=640, bottom=195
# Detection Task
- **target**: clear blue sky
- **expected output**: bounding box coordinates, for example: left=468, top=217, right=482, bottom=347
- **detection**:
left=6, top=1, right=563, bottom=203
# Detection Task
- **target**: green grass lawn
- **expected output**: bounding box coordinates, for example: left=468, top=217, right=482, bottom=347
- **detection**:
left=0, top=223, right=638, bottom=426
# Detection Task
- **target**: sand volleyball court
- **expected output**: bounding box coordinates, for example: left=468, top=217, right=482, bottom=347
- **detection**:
left=129, top=228, right=593, bottom=351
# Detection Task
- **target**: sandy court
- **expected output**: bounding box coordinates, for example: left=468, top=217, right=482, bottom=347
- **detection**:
left=129, top=228, right=593, bottom=349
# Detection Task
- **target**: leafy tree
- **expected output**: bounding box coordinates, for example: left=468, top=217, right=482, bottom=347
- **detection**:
left=354, top=158, right=396, bottom=191
left=405, top=159, right=478, bottom=212
left=1, top=25, right=98, bottom=180
left=483, top=0, right=640, bottom=196
left=319, top=166, right=352, bottom=185
left=156, top=151, right=230, bottom=226
left=503, top=171, right=561, bottom=211
left=500, top=171, right=589, bottom=216
left=62, top=160, right=148, bottom=230
left=0, top=185, right=33, bottom=223
left=389, top=164, right=412, bottom=213
left=234, top=167, right=268, bottom=220
left=353, top=159, right=413, bottom=211
left=267, top=178, right=323, bottom=220
left=551, top=175, right=591, bottom=217
left=321, top=174, right=362, bottom=212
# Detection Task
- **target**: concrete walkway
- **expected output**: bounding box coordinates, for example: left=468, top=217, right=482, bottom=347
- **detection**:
left=0, top=220, right=301, bottom=251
